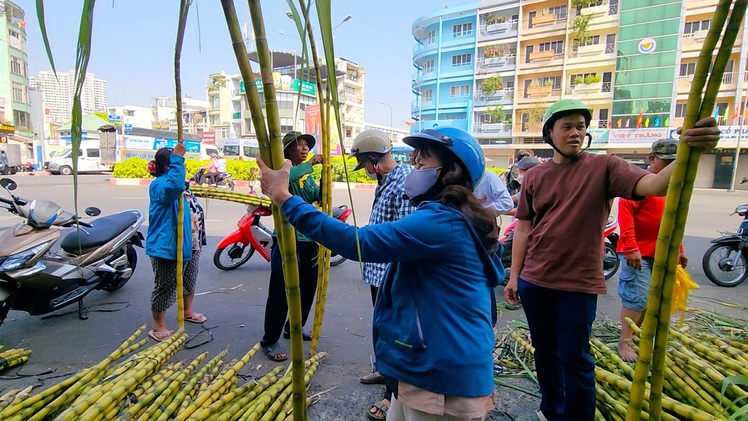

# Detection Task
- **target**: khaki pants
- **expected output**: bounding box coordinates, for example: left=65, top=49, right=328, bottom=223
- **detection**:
left=387, top=397, right=484, bottom=421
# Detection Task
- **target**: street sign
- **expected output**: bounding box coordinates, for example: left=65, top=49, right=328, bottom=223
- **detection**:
left=108, top=114, right=121, bottom=123
left=124, top=124, right=132, bottom=132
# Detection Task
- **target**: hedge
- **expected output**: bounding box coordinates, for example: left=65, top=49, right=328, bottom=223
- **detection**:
left=111, top=156, right=506, bottom=183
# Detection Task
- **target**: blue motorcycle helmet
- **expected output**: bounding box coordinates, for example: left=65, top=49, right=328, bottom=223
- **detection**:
left=403, top=126, right=485, bottom=189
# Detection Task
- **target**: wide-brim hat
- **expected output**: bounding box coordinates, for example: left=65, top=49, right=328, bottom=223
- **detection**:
left=282, top=131, right=316, bottom=151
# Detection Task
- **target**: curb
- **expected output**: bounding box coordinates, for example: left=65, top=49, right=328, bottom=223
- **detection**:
left=5, top=171, right=51, bottom=176
left=108, top=178, right=378, bottom=190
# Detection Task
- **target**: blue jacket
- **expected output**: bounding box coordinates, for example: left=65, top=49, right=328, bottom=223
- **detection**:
left=145, top=155, right=192, bottom=261
left=282, top=196, right=505, bottom=397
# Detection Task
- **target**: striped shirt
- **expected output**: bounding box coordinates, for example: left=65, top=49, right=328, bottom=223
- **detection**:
left=363, top=164, right=415, bottom=287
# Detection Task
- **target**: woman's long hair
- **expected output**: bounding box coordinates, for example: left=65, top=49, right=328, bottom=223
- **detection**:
left=413, top=145, right=500, bottom=252
left=152, top=148, right=172, bottom=177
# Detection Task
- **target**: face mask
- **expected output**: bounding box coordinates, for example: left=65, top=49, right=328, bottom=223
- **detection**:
left=403, top=167, right=442, bottom=202
left=516, top=174, right=524, bottom=184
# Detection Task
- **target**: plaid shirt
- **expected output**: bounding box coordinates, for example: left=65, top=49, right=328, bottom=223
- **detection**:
left=362, top=163, right=415, bottom=287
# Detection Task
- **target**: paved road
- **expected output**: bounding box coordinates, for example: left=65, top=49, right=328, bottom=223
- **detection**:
left=0, top=174, right=746, bottom=420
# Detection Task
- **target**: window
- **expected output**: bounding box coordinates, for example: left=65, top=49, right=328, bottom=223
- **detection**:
left=423, top=59, right=435, bottom=74
left=598, top=109, right=609, bottom=128
left=280, top=117, right=294, bottom=133
left=243, top=145, right=259, bottom=157
left=123, top=109, right=135, bottom=117
left=547, top=5, right=567, bottom=19
left=453, top=23, right=473, bottom=37
left=539, top=41, right=564, bottom=55
left=422, top=89, right=433, bottom=103
left=675, top=103, right=687, bottom=118
left=10, top=57, right=24, bottom=76
left=680, top=62, right=696, bottom=77
left=569, top=72, right=598, bottom=86
left=13, top=110, right=29, bottom=128
left=450, top=85, right=470, bottom=98
left=424, top=30, right=436, bottom=44
left=86, top=149, right=100, bottom=158
left=577, top=35, right=600, bottom=47
left=11, top=82, right=25, bottom=103
left=277, top=93, right=294, bottom=110
left=452, top=54, right=472, bottom=67
left=684, top=20, right=710, bottom=35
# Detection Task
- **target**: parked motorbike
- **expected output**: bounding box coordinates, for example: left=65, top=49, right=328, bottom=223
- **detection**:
left=213, top=201, right=353, bottom=271
left=191, top=168, right=236, bottom=191
left=498, top=218, right=620, bottom=284
left=0, top=178, right=145, bottom=324
left=702, top=204, right=748, bottom=287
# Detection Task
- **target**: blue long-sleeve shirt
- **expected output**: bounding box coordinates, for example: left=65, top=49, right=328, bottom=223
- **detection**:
left=282, top=195, right=505, bottom=397
left=145, top=155, right=192, bottom=261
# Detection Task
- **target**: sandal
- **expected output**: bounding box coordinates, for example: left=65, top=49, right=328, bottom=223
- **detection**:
left=365, top=400, right=389, bottom=421
left=262, top=343, right=288, bottom=362
left=184, top=313, right=207, bottom=324
left=148, top=329, right=174, bottom=342
left=360, top=371, right=386, bottom=385
left=283, top=329, right=311, bottom=341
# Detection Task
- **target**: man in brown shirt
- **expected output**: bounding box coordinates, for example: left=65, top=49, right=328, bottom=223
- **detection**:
left=503, top=99, right=719, bottom=421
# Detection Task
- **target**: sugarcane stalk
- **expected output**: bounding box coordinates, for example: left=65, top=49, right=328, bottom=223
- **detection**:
left=627, top=1, right=737, bottom=419
left=205, top=368, right=283, bottom=421
left=260, top=361, right=321, bottom=421
left=194, top=366, right=284, bottom=420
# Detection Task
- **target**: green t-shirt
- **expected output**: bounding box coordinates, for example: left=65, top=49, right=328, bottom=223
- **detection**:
left=280, top=161, right=320, bottom=242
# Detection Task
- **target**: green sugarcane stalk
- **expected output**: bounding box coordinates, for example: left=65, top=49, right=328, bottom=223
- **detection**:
left=173, top=0, right=190, bottom=332
left=195, top=366, right=284, bottom=420
left=132, top=361, right=184, bottom=399
left=684, top=366, right=741, bottom=414
left=205, top=369, right=282, bottom=421
left=667, top=362, right=721, bottom=413
left=261, top=361, right=321, bottom=421
left=127, top=354, right=205, bottom=419
left=244, top=3, right=308, bottom=421
left=704, top=334, right=748, bottom=364
left=627, top=1, right=735, bottom=419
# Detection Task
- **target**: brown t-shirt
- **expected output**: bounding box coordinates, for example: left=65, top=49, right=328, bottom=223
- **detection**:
left=516, top=153, right=649, bottom=294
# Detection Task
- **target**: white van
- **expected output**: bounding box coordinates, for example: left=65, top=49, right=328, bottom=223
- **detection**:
left=46, top=142, right=111, bottom=175
left=218, top=138, right=259, bottom=161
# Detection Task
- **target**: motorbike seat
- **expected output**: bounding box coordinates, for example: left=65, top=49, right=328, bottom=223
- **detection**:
left=60, top=211, right=139, bottom=255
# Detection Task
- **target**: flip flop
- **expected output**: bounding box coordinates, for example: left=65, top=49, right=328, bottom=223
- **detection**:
left=184, top=313, right=207, bottom=324
left=148, top=329, right=174, bottom=342
left=365, top=401, right=388, bottom=421
left=262, top=343, right=288, bottom=362
left=360, top=371, right=386, bottom=385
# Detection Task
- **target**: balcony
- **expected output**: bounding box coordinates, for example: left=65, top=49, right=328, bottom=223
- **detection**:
left=681, top=30, right=708, bottom=53
left=524, top=14, right=567, bottom=36
left=232, top=112, right=242, bottom=121
left=413, top=40, right=438, bottom=56
left=474, top=122, right=512, bottom=136
left=477, top=55, right=516, bottom=72
left=475, top=88, right=514, bottom=105
left=677, top=75, right=693, bottom=90
left=529, top=50, right=555, bottom=62
left=516, top=121, right=543, bottom=134
left=722, top=72, right=737, bottom=87
left=411, top=118, right=468, bottom=133
left=480, top=20, right=519, bottom=38
left=569, top=82, right=612, bottom=98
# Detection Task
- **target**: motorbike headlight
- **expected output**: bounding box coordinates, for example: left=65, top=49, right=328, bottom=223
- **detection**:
left=0, top=242, right=50, bottom=272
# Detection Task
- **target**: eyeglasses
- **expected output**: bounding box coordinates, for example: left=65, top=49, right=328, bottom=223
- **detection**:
left=420, top=129, right=453, bottom=146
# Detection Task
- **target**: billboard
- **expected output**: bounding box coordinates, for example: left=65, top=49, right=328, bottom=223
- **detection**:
left=304, top=104, right=341, bottom=156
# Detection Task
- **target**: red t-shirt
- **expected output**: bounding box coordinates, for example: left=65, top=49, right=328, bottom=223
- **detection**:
left=616, top=196, right=683, bottom=258
left=516, top=153, right=648, bottom=294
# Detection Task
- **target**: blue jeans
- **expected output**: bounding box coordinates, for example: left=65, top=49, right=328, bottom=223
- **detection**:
left=617, top=254, right=654, bottom=312
left=518, top=279, right=597, bottom=421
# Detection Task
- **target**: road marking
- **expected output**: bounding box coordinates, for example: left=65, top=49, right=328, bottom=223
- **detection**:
left=112, top=197, right=147, bottom=200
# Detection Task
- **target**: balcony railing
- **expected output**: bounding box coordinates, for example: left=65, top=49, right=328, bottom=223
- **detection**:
left=478, top=55, right=516, bottom=70
left=608, top=3, right=619, bottom=14
left=481, top=20, right=519, bottom=36
left=474, top=122, right=512, bottom=134
left=723, top=72, right=734, bottom=84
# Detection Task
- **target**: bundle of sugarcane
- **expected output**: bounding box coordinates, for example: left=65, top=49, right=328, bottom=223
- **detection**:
left=0, top=348, right=31, bottom=372
left=190, top=185, right=272, bottom=208
left=628, top=1, right=747, bottom=419
left=0, top=325, right=327, bottom=421
left=496, top=316, right=748, bottom=421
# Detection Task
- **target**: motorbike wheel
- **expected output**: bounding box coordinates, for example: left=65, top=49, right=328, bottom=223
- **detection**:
left=329, top=252, right=346, bottom=267
left=214, top=242, right=255, bottom=270
left=102, top=246, right=137, bottom=292
left=603, top=242, right=620, bottom=280
left=228, top=179, right=235, bottom=191
left=702, top=243, right=748, bottom=287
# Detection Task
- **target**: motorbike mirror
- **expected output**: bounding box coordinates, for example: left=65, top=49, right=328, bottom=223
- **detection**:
left=85, top=207, right=101, bottom=217
left=0, top=178, right=17, bottom=191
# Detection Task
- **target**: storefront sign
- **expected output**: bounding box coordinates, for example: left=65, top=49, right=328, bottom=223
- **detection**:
left=609, top=128, right=669, bottom=143
left=588, top=129, right=608, bottom=144
left=0, top=124, right=15, bottom=134
left=239, top=72, right=316, bottom=96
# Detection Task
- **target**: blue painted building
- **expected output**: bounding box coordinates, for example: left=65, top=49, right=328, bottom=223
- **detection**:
left=411, top=4, right=477, bottom=133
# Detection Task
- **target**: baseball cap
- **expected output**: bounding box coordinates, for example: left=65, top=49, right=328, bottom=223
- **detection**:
left=651, top=139, right=678, bottom=160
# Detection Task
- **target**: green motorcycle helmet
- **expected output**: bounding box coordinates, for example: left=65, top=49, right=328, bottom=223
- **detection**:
left=542, top=99, right=593, bottom=159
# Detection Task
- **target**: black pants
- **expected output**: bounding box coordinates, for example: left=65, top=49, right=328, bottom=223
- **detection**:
left=261, top=241, right=319, bottom=347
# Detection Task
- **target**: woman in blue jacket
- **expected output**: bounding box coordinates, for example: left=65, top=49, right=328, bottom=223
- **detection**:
left=145, top=144, right=207, bottom=342
left=257, top=127, right=504, bottom=420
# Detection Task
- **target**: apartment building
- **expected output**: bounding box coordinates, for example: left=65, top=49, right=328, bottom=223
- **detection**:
left=412, top=0, right=748, bottom=189
left=30, top=70, right=108, bottom=125
left=206, top=52, right=366, bottom=148
left=0, top=0, right=32, bottom=138
left=150, top=96, right=207, bottom=136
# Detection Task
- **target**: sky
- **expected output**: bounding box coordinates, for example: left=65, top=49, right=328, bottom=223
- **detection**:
left=16, top=0, right=475, bottom=130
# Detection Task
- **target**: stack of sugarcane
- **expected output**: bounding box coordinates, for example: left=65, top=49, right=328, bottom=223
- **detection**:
left=495, top=314, right=748, bottom=421
left=0, top=325, right=327, bottom=421
left=190, top=185, right=272, bottom=209
left=0, top=347, right=31, bottom=372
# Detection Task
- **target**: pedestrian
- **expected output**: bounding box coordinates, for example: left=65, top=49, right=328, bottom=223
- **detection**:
left=616, top=139, right=688, bottom=362
left=503, top=98, right=719, bottom=421
left=145, top=143, right=208, bottom=342
left=505, top=156, right=541, bottom=217
left=474, top=169, right=514, bottom=217
left=348, top=129, right=416, bottom=421
left=257, top=126, right=505, bottom=420
left=506, top=149, right=535, bottom=196
left=260, top=131, right=323, bottom=362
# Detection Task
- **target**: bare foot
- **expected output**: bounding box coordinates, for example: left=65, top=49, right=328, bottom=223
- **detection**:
left=367, top=398, right=389, bottom=420
left=618, top=340, right=638, bottom=362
